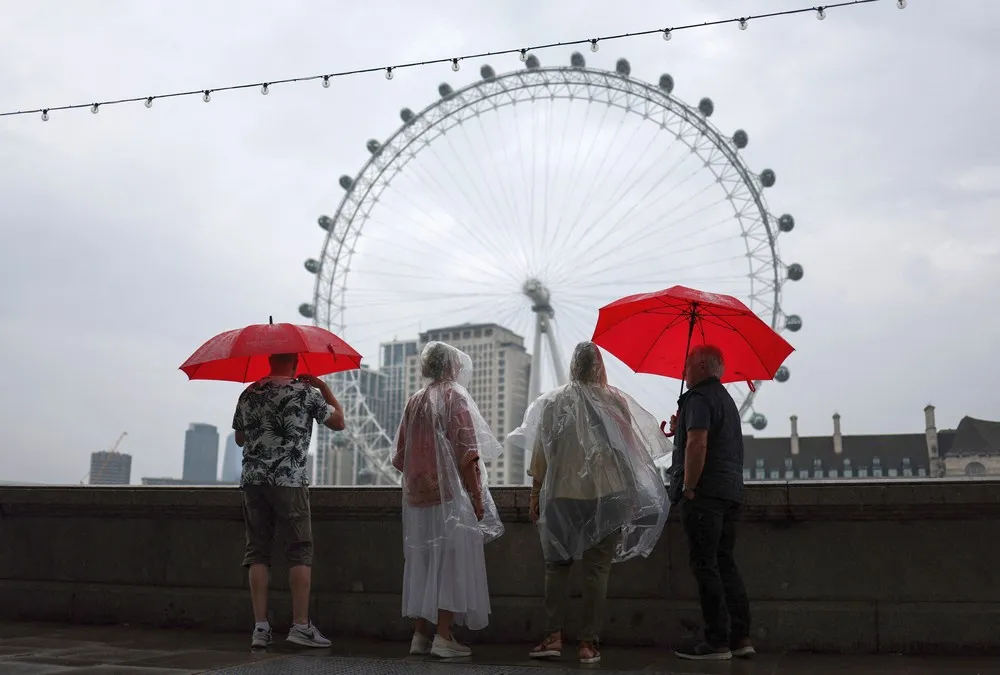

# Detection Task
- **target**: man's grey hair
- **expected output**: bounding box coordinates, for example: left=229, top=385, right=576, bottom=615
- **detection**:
left=569, top=341, right=606, bottom=384
left=689, top=344, right=725, bottom=379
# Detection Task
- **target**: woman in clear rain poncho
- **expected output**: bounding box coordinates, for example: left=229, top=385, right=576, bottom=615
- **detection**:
left=391, top=341, right=504, bottom=660
left=506, top=341, right=672, bottom=665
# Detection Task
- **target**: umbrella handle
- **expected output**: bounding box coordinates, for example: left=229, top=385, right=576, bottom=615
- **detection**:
left=659, top=420, right=676, bottom=438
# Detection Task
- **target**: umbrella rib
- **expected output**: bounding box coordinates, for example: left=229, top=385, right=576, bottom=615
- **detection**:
left=698, top=310, right=775, bottom=379
left=635, top=306, right=692, bottom=373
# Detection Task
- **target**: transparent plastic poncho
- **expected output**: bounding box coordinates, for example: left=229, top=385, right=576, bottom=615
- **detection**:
left=507, top=343, right=672, bottom=563
left=391, top=342, right=504, bottom=552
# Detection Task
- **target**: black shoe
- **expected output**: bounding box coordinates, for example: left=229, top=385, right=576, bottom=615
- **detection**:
left=674, top=638, right=732, bottom=661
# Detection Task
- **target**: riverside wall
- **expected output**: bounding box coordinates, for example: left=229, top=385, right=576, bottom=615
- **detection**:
left=1, top=481, right=998, bottom=654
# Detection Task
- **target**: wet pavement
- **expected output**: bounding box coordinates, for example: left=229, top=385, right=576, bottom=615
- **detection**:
left=0, top=622, right=997, bottom=674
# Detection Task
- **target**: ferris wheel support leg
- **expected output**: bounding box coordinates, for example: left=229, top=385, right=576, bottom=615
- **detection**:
left=544, top=316, right=568, bottom=386
left=528, top=311, right=545, bottom=402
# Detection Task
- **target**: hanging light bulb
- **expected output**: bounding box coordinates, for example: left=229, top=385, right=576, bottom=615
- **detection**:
left=41, top=109, right=49, bottom=121
left=322, top=75, right=330, bottom=88
left=261, top=83, right=269, bottom=95
left=451, top=58, right=460, bottom=72
left=519, top=49, right=528, bottom=62
left=816, top=7, right=826, bottom=20
left=90, top=103, right=99, bottom=114
left=738, top=18, right=748, bottom=30
left=385, top=67, right=393, bottom=80
left=662, top=28, right=672, bottom=41
left=145, top=97, right=153, bottom=108
left=896, top=0, right=906, bottom=7
left=202, top=90, right=211, bottom=102
left=590, top=39, right=599, bottom=52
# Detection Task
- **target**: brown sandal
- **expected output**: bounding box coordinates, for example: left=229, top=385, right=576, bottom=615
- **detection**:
left=529, top=633, right=562, bottom=659
left=579, top=640, right=601, bottom=664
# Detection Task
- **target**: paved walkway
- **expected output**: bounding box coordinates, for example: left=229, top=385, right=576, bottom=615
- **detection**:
left=0, top=622, right=997, bottom=674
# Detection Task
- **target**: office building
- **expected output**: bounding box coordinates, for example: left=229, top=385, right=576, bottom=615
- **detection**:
left=220, top=433, right=241, bottom=483
left=405, top=322, right=531, bottom=486
left=380, top=339, right=420, bottom=434
left=182, top=423, right=219, bottom=484
left=89, top=451, right=132, bottom=485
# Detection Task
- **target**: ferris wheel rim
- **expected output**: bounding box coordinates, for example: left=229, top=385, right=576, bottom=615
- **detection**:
left=309, top=57, right=794, bottom=423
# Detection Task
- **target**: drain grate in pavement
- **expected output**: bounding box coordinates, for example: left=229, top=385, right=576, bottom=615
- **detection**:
left=208, top=655, right=648, bottom=674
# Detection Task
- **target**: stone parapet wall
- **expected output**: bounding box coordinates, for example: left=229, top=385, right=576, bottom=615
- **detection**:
left=1, top=480, right=998, bottom=654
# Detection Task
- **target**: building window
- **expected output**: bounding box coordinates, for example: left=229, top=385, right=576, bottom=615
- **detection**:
left=799, top=469, right=809, bottom=479
left=812, top=458, right=823, bottom=479
left=828, top=469, right=839, bottom=478
left=743, top=468, right=751, bottom=481
left=917, top=467, right=927, bottom=477
left=785, top=469, right=795, bottom=479
left=768, top=469, right=779, bottom=479
left=784, top=458, right=793, bottom=470
left=844, top=468, right=854, bottom=478
left=755, top=459, right=764, bottom=469
left=965, top=461, right=988, bottom=476
left=888, top=468, right=898, bottom=478
left=859, top=467, right=869, bottom=478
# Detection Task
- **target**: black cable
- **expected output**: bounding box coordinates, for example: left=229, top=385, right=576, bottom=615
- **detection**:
left=2, top=1, right=890, bottom=120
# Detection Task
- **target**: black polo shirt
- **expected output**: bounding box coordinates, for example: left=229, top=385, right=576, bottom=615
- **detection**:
left=670, top=376, right=745, bottom=503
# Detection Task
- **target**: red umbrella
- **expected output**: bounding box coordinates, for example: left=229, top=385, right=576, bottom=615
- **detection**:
left=591, top=285, right=794, bottom=387
left=179, top=317, right=363, bottom=383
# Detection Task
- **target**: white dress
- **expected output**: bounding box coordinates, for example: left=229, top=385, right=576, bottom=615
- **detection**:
left=401, top=503, right=492, bottom=630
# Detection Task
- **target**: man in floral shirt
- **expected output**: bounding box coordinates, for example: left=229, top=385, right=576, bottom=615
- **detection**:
left=233, top=352, right=345, bottom=649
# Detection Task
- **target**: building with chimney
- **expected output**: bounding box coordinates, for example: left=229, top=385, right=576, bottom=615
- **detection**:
left=404, top=323, right=531, bottom=486
left=740, top=405, right=1000, bottom=481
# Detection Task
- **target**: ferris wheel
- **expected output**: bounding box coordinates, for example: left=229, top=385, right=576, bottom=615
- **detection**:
left=300, top=52, right=803, bottom=485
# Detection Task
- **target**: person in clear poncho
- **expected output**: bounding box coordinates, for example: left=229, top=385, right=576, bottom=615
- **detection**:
left=391, top=341, right=504, bottom=660
left=506, top=341, right=671, bottom=665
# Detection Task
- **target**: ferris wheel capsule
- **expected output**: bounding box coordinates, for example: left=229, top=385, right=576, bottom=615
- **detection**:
left=615, top=59, right=631, bottom=77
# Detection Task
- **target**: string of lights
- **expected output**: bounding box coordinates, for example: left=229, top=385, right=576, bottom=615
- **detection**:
left=1, top=0, right=904, bottom=122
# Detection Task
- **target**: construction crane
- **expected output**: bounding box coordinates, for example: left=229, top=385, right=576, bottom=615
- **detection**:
left=82, top=431, right=129, bottom=484
left=108, top=432, right=127, bottom=454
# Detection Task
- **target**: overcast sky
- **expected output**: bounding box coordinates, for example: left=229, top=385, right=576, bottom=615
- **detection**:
left=1, top=0, right=997, bottom=485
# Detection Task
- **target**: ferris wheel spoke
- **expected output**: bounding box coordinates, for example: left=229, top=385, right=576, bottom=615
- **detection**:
left=484, top=102, right=536, bottom=268
left=409, top=147, right=526, bottom=273
left=571, top=158, right=723, bottom=264
left=435, top=130, right=527, bottom=265
left=549, top=114, right=635, bottom=259
left=561, top=131, right=694, bottom=265
left=457, top=122, right=525, bottom=260
left=359, top=210, right=520, bottom=288
left=566, top=253, right=748, bottom=292
left=555, top=122, right=658, bottom=263
left=543, top=103, right=615, bottom=256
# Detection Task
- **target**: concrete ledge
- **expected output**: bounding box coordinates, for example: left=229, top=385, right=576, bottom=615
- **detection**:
left=3, top=479, right=1000, bottom=521
left=2, top=481, right=999, bottom=655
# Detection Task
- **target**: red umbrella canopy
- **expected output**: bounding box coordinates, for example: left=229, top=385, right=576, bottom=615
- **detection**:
left=592, top=285, right=794, bottom=384
left=179, top=320, right=363, bottom=383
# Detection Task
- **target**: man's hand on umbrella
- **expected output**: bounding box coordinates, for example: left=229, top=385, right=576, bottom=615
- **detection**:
left=669, top=414, right=677, bottom=435
left=296, top=374, right=326, bottom=389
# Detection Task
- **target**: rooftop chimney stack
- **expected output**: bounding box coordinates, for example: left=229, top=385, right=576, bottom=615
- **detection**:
left=790, top=415, right=800, bottom=455
left=833, top=412, right=843, bottom=455
left=924, top=404, right=943, bottom=477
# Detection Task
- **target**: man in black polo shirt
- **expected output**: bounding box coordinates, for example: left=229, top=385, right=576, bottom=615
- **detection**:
left=669, top=344, right=753, bottom=661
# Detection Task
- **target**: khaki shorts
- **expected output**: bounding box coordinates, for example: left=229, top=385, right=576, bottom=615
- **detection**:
left=241, top=485, right=313, bottom=568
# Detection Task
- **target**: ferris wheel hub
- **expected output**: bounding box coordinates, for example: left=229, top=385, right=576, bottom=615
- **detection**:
left=522, top=277, right=554, bottom=317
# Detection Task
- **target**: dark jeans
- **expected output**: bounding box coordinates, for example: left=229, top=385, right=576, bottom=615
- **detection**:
left=680, top=495, right=750, bottom=647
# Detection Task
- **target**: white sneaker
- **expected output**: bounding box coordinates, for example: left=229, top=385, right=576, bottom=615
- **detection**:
left=286, top=622, right=332, bottom=648
left=409, top=632, right=432, bottom=655
left=250, top=626, right=272, bottom=649
left=431, top=634, right=472, bottom=658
